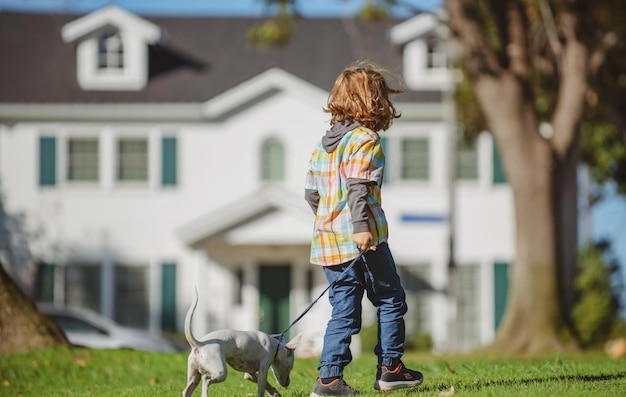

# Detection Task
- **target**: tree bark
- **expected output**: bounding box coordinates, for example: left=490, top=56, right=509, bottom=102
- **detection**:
left=479, top=75, right=572, bottom=353
left=0, top=265, right=69, bottom=353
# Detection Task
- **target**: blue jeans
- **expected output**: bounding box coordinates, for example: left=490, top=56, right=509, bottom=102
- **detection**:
left=318, top=242, right=407, bottom=378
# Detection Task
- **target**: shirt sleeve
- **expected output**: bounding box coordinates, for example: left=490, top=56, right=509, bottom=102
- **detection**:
left=347, top=178, right=373, bottom=233
left=344, top=135, right=384, bottom=185
left=345, top=133, right=383, bottom=233
left=305, top=189, right=320, bottom=215
left=304, top=149, right=320, bottom=214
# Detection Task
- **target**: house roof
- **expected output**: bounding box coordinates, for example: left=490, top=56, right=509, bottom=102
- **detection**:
left=202, top=67, right=328, bottom=120
left=61, top=5, right=162, bottom=44
left=0, top=9, right=442, bottom=104
left=177, top=186, right=313, bottom=247
left=389, top=10, right=448, bottom=44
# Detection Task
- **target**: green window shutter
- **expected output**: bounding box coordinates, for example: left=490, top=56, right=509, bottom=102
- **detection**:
left=380, top=136, right=388, bottom=184
left=34, top=262, right=55, bottom=302
left=161, top=137, right=177, bottom=186
left=493, top=262, right=509, bottom=330
left=161, top=262, right=177, bottom=332
left=39, top=137, right=56, bottom=186
left=492, top=140, right=507, bottom=184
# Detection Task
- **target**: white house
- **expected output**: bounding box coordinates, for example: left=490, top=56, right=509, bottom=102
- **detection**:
left=0, top=6, right=514, bottom=354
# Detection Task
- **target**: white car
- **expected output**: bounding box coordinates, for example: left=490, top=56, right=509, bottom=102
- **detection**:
left=38, top=303, right=181, bottom=352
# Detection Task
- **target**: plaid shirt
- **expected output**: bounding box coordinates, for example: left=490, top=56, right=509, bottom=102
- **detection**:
left=305, top=126, right=388, bottom=266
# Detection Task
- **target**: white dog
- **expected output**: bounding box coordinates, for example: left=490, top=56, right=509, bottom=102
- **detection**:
left=183, top=289, right=301, bottom=397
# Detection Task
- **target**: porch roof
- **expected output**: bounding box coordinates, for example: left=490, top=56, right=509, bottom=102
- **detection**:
left=177, top=186, right=313, bottom=247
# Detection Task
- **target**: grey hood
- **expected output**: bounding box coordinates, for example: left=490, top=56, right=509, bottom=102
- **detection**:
left=322, top=120, right=362, bottom=153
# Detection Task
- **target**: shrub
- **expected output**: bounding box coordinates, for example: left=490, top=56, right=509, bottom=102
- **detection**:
left=359, top=322, right=433, bottom=353
left=572, top=242, right=626, bottom=348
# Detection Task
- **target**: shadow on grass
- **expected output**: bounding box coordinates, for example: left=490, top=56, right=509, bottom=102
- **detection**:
left=418, top=372, right=626, bottom=394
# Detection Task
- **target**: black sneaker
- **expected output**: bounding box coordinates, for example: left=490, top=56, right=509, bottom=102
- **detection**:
left=310, top=377, right=361, bottom=396
left=374, top=361, right=424, bottom=391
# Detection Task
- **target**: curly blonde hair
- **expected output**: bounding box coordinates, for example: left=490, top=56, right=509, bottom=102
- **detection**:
left=324, top=62, right=405, bottom=131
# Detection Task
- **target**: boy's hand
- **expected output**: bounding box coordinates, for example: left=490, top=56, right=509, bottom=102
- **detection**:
left=353, top=232, right=376, bottom=252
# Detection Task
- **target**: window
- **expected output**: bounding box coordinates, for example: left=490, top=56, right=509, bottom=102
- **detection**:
left=261, top=138, right=285, bottom=181
left=426, top=35, right=446, bottom=69
left=455, top=265, right=481, bottom=351
left=65, top=264, right=102, bottom=313
left=456, top=138, right=478, bottom=180
left=401, top=138, right=429, bottom=180
left=399, top=264, right=432, bottom=337
left=61, top=5, right=161, bottom=91
left=68, top=138, right=99, bottom=182
left=98, top=30, right=124, bottom=70
left=34, top=262, right=55, bottom=302
left=118, top=138, right=148, bottom=182
left=114, top=265, right=149, bottom=328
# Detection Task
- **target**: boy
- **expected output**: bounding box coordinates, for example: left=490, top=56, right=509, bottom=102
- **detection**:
left=305, top=63, right=424, bottom=396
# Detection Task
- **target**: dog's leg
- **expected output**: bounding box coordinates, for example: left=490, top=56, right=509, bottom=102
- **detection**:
left=256, top=366, right=276, bottom=397
left=201, top=374, right=210, bottom=397
left=244, top=372, right=280, bottom=397
left=182, top=369, right=200, bottom=397
left=198, top=349, right=228, bottom=397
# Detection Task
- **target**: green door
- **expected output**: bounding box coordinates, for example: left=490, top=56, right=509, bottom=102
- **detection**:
left=259, top=265, right=291, bottom=336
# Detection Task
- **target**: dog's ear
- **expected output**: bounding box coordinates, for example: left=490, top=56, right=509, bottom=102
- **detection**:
left=286, top=333, right=302, bottom=350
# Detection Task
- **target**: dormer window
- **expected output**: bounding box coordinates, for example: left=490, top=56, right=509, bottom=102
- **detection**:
left=389, top=11, right=453, bottom=90
left=61, top=5, right=161, bottom=91
left=98, top=30, right=124, bottom=70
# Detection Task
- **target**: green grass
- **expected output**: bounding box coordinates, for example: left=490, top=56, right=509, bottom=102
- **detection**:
left=1, top=348, right=625, bottom=396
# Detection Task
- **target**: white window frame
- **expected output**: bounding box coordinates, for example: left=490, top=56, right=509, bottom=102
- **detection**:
left=403, top=37, right=452, bottom=90
left=76, top=30, right=149, bottom=91
left=49, top=126, right=164, bottom=190
left=66, top=136, right=100, bottom=184
left=455, top=263, right=482, bottom=352
left=401, top=136, right=430, bottom=181
left=399, top=263, right=433, bottom=338
left=116, top=136, right=149, bottom=183
left=113, top=263, right=150, bottom=328
left=382, top=124, right=445, bottom=187
left=455, top=136, right=479, bottom=182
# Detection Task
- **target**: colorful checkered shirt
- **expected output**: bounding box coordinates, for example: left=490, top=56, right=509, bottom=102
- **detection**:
left=305, top=126, right=388, bottom=266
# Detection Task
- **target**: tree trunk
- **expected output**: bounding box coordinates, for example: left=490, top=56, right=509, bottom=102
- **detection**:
left=474, top=74, right=574, bottom=353
left=554, top=138, right=580, bottom=328
left=492, top=148, right=566, bottom=352
left=444, top=0, right=589, bottom=354
left=0, top=264, right=69, bottom=353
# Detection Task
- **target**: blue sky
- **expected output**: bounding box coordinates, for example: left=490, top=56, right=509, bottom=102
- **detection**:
left=591, top=183, right=626, bottom=304
left=0, top=0, right=442, bottom=17
left=2, top=0, right=625, bottom=312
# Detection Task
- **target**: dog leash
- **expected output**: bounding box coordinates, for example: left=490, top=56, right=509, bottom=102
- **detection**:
left=271, top=248, right=372, bottom=345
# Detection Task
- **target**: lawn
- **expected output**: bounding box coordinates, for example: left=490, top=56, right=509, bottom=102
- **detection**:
left=1, top=348, right=625, bottom=396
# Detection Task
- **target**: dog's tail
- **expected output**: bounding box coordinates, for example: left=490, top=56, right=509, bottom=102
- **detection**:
left=184, top=287, right=202, bottom=350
